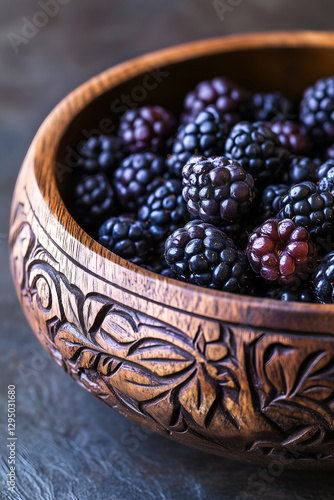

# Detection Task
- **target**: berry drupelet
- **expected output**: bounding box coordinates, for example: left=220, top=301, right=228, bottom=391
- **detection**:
left=76, top=135, right=125, bottom=175
left=113, top=152, right=165, bottom=210
left=313, top=252, right=334, bottom=303
left=138, top=179, right=188, bottom=241
left=252, top=91, right=295, bottom=122
left=247, top=218, right=316, bottom=287
left=182, top=77, right=251, bottom=127
left=266, top=283, right=316, bottom=303
left=118, top=105, right=175, bottom=155
left=224, top=121, right=288, bottom=186
left=166, top=106, right=228, bottom=179
left=300, top=76, right=334, bottom=142
left=74, top=174, right=115, bottom=229
left=165, top=220, right=250, bottom=292
left=277, top=181, right=334, bottom=237
left=287, top=156, right=319, bottom=184
left=260, top=184, right=289, bottom=221
left=98, top=216, right=152, bottom=264
left=182, top=155, right=255, bottom=226
left=317, top=159, right=334, bottom=182
left=269, top=121, right=310, bottom=156
left=318, top=162, right=334, bottom=196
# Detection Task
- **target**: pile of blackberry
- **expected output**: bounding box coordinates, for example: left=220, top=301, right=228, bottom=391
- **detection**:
left=69, top=76, right=334, bottom=304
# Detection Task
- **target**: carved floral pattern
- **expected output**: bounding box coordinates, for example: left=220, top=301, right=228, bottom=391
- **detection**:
left=9, top=196, right=334, bottom=464
left=246, top=335, right=334, bottom=460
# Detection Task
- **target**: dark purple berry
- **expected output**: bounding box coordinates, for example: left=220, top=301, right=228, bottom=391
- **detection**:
left=98, top=216, right=152, bottom=264
left=269, top=121, right=310, bottom=156
left=182, top=77, right=251, bottom=127
left=74, top=174, right=115, bottom=229
left=113, top=152, right=165, bottom=210
left=224, top=121, right=288, bottom=187
left=247, top=218, right=316, bottom=287
left=118, top=106, right=175, bottom=154
left=277, top=181, right=334, bottom=237
left=166, top=105, right=228, bottom=179
left=138, top=179, right=188, bottom=241
left=287, top=156, right=318, bottom=184
left=313, top=252, right=334, bottom=303
left=165, top=220, right=250, bottom=292
left=76, top=135, right=125, bottom=175
left=252, top=92, right=295, bottom=122
left=182, top=155, right=254, bottom=226
left=300, top=76, right=334, bottom=142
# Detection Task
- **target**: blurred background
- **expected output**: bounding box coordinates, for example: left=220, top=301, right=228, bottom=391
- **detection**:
left=2, top=1, right=334, bottom=499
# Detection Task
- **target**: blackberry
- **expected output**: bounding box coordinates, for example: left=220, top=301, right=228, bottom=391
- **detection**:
left=76, top=135, right=125, bottom=175
left=266, top=283, right=316, bottom=302
left=300, top=76, right=334, bottom=142
left=98, top=216, right=152, bottom=264
left=118, top=105, right=175, bottom=154
left=74, top=174, right=114, bottom=229
left=224, top=121, right=288, bottom=186
left=182, top=155, right=254, bottom=226
left=318, top=162, right=334, bottom=196
left=317, top=159, right=334, bottom=183
left=313, top=252, right=334, bottom=303
left=269, top=121, right=310, bottom=156
left=252, top=92, right=295, bottom=122
left=166, top=106, right=228, bottom=179
left=247, top=218, right=316, bottom=287
left=287, top=156, right=318, bottom=184
left=277, top=181, right=334, bottom=237
left=165, top=220, right=250, bottom=292
left=260, top=184, right=289, bottom=221
left=182, top=77, right=251, bottom=127
left=138, top=179, right=188, bottom=241
left=113, top=152, right=165, bottom=210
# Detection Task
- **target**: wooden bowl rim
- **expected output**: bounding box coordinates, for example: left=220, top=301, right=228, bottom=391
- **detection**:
left=32, top=31, right=334, bottom=325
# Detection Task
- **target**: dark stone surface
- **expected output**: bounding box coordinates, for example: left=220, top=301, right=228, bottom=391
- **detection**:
left=1, top=1, right=334, bottom=498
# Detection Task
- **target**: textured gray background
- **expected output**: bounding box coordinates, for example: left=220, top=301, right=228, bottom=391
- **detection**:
left=2, top=1, right=334, bottom=499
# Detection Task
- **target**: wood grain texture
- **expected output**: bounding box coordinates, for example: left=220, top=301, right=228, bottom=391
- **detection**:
left=9, top=32, right=334, bottom=470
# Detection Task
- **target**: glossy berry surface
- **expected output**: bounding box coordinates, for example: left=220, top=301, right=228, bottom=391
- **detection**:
left=118, top=105, right=175, bottom=154
left=247, top=218, right=316, bottom=287
left=76, top=135, right=125, bottom=175
left=287, top=156, right=318, bottom=184
left=266, top=283, right=316, bottom=302
left=74, top=174, right=114, bottom=228
left=182, top=77, right=251, bottom=127
left=260, top=184, right=289, bottom=221
left=277, top=181, right=334, bottom=237
left=269, top=121, right=310, bottom=156
left=165, top=220, right=249, bottom=292
left=313, top=252, right=334, bottom=303
left=98, top=216, right=152, bottom=264
left=300, top=76, right=334, bottom=142
left=113, top=152, right=165, bottom=210
left=138, top=179, right=188, bottom=240
left=318, top=164, right=334, bottom=196
left=182, top=156, right=254, bottom=226
left=252, top=92, right=294, bottom=122
left=224, top=121, right=288, bottom=186
left=166, top=106, right=228, bottom=179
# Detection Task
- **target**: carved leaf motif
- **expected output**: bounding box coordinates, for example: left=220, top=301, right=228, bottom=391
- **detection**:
left=11, top=211, right=242, bottom=438
left=10, top=222, right=35, bottom=289
left=59, top=278, right=83, bottom=332
left=249, top=335, right=334, bottom=432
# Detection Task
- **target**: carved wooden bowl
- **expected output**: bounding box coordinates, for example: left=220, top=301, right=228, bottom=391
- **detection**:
left=10, top=32, right=334, bottom=470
